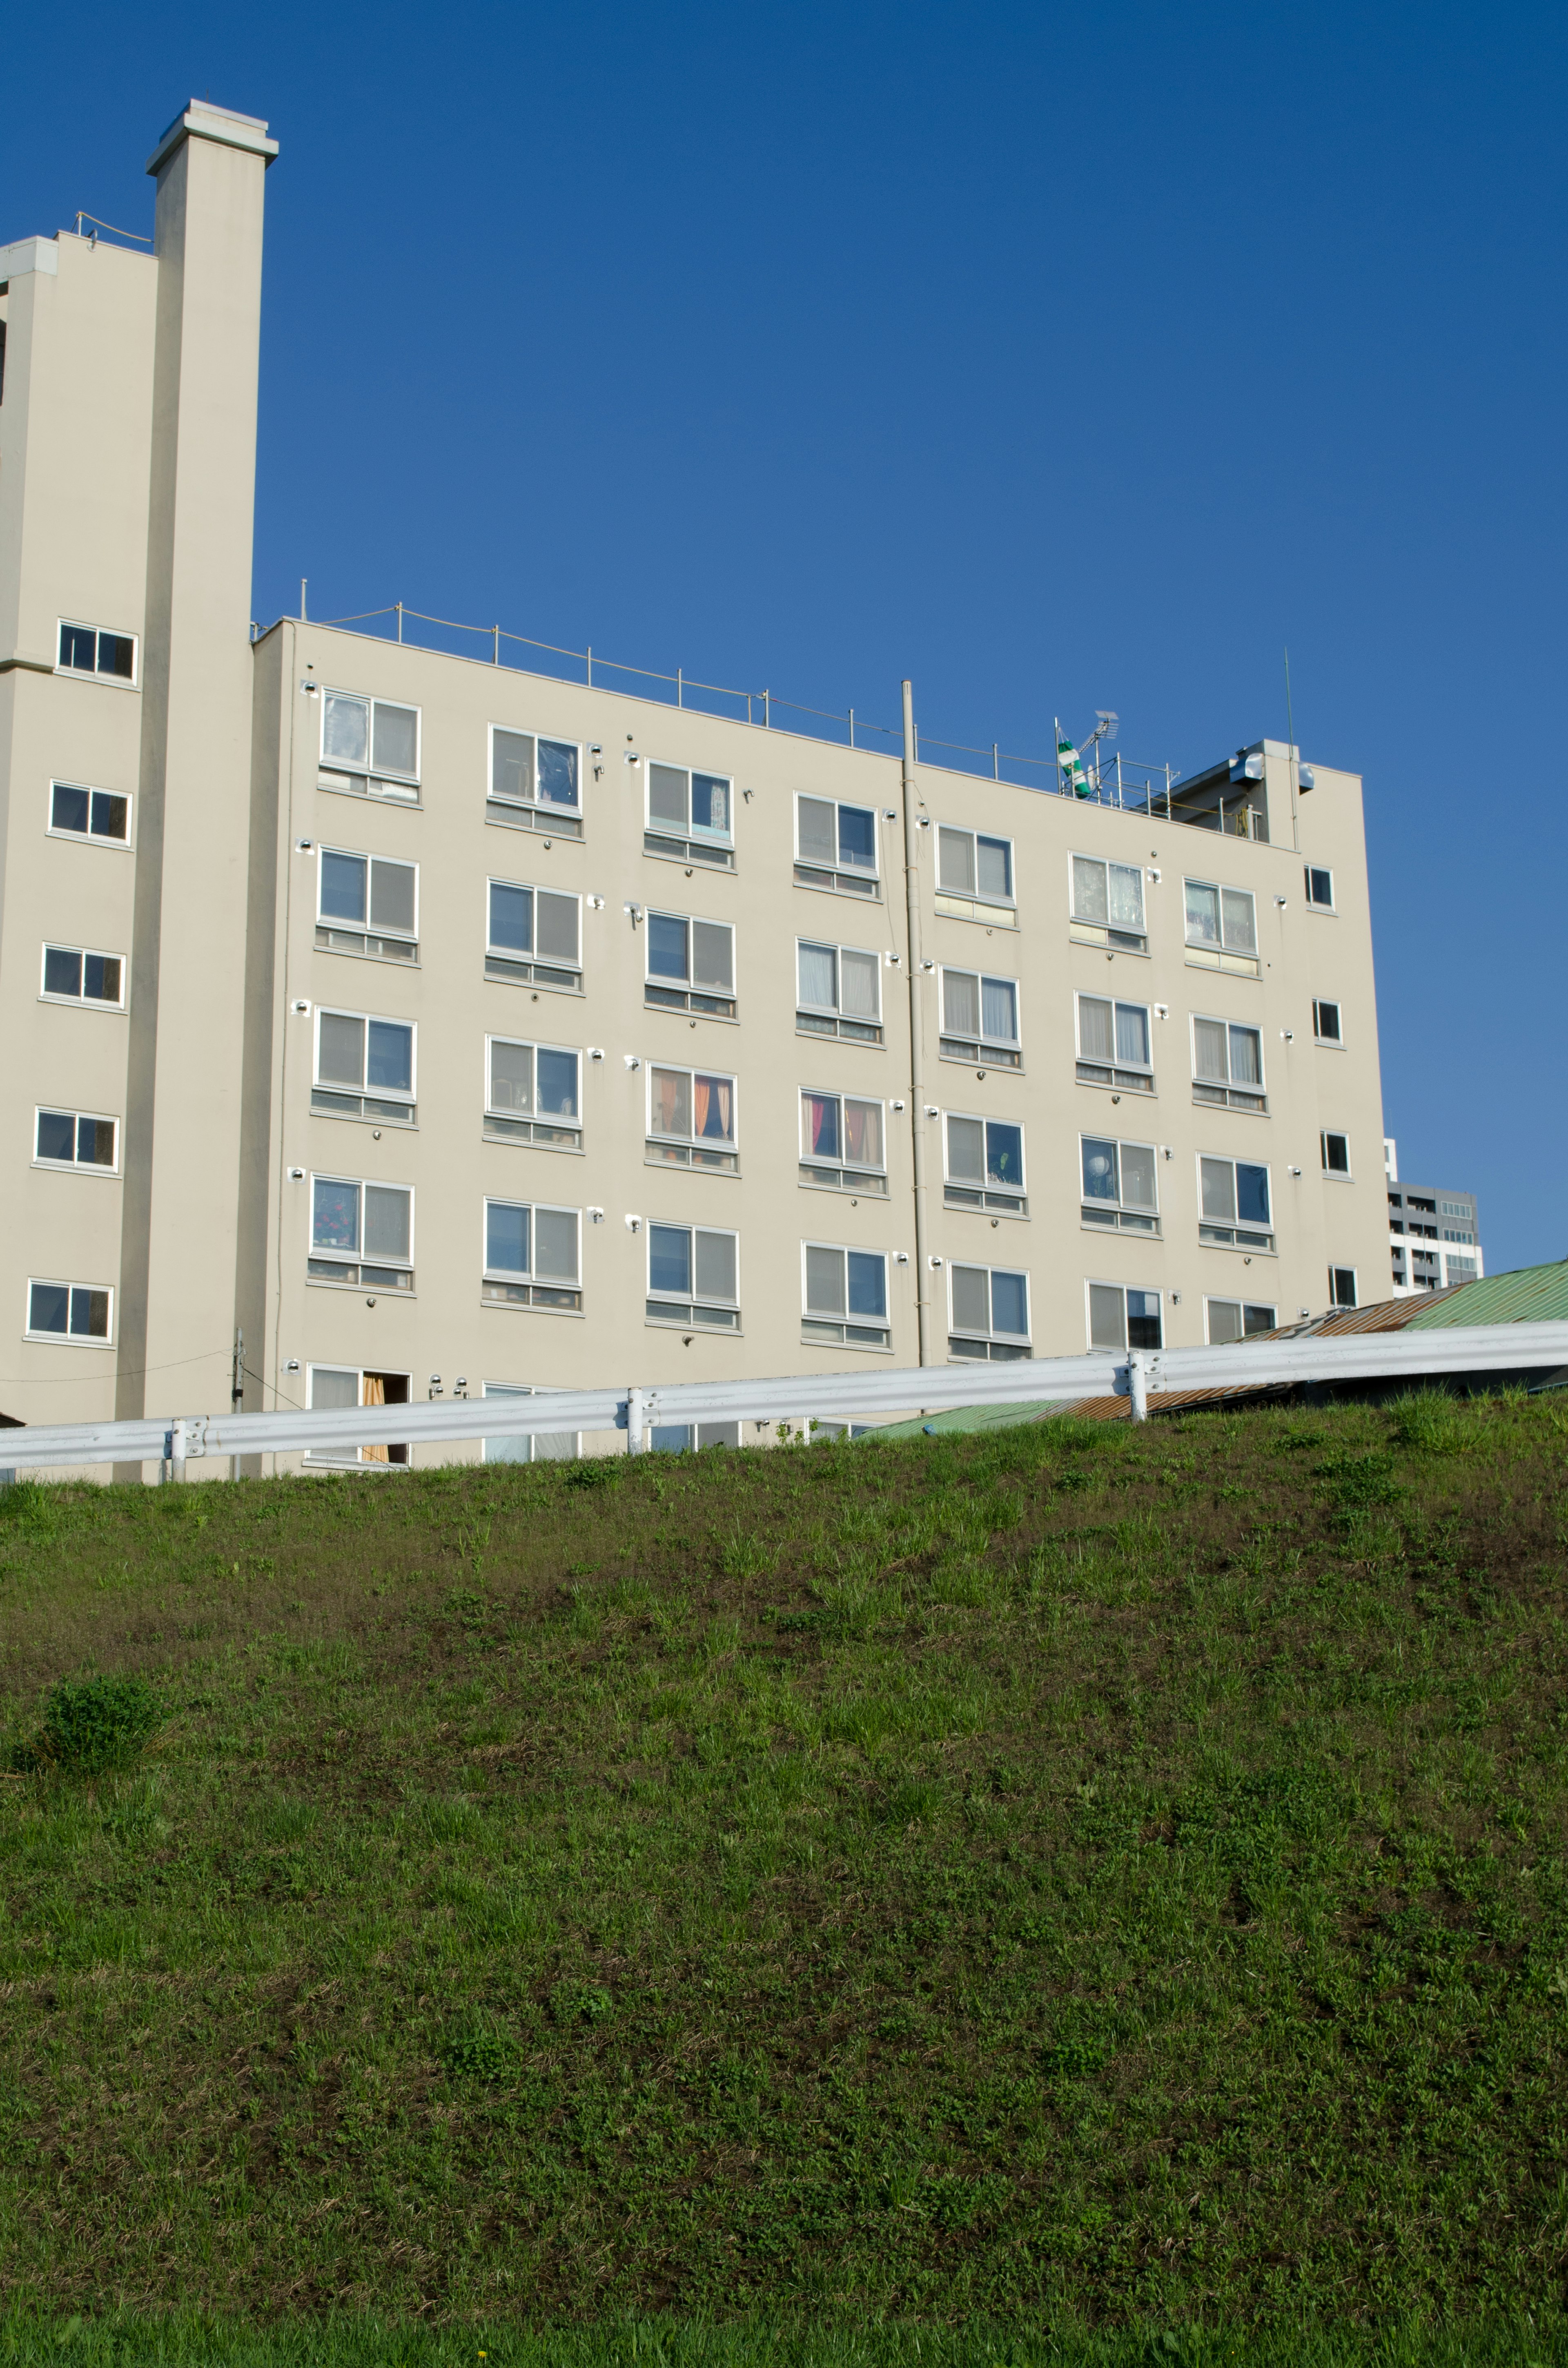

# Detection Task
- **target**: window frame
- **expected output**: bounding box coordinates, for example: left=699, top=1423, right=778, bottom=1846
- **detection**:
left=484, top=1035, right=584, bottom=1152
left=47, top=779, right=132, bottom=850
left=645, top=758, right=735, bottom=869
left=938, top=964, right=1022, bottom=1067
left=1069, top=852, right=1147, bottom=954
left=1329, top=1266, right=1358, bottom=1309
left=793, top=793, right=882, bottom=899
left=318, top=687, right=422, bottom=804
left=1190, top=1011, right=1268, bottom=1112
left=1197, top=1152, right=1275, bottom=1252
left=55, top=620, right=138, bottom=687
left=303, top=1364, right=414, bottom=1468
left=481, top=1381, right=581, bottom=1464
left=1313, top=998, right=1343, bottom=1046
left=800, top=1239, right=892, bottom=1352
left=1086, top=1280, right=1163, bottom=1355
left=799, top=1087, right=888, bottom=1195
left=1078, top=1132, right=1160, bottom=1235
left=316, top=844, right=420, bottom=965
left=33, top=1106, right=120, bottom=1175
left=485, top=876, right=584, bottom=993
left=935, top=824, right=1017, bottom=925
left=312, top=1004, right=418, bottom=1126
left=1305, top=864, right=1336, bottom=912
left=646, top=1221, right=742, bottom=1331
left=481, top=1197, right=584, bottom=1311
left=25, top=1277, right=115, bottom=1343
left=486, top=722, right=584, bottom=838
left=644, top=1062, right=740, bottom=1172
left=644, top=907, right=737, bottom=1019
left=795, top=936, right=883, bottom=1044
left=1074, top=990, right=1154, bottom=1093
left=307, top=1171, right=416, bottom=1292
left=1183, top=875, right=1260, bottom=975
left=942, top=1110, right=1028, bottom=1215
left=39, top=942, right=126, bottom=1010
left=1204, top=1295, right=1277, bottom=1343
left=1321, top=1129, right=1352, bottom=1179
left=947, top=1262, right=1031, bottom=1362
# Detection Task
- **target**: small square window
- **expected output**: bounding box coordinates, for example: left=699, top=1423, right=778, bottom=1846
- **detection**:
left=948, top=1262, right=1031, bottom=1361
left=49, top=781, right=130, bottom=843
left=800, top=1089, right=886, bottom=1193
left=316, top=847, right=419, bottom=961
left=318, top=690, right=421, bottom=803
left=646, top=1064, right=739, bottom=1171
left=936, top=825, right=1015, bottom=923
left=34, top=1108, right=118, bottom=1171
left=795, top=796, right=880, bottom=896
left=483, top=1197, right=582, bottom=1310
left=796, top=939, right=881, bottom=1043
left=485, top=1037, right=583, bottom=1151
left=57, top=622, right=137, bottom=684
left=486, top=879, right=583, bottom=992
left=1198, top=1155, right=1274, bottom=1251
left=802, top=1241, right=891, bottom=1351
left=1087, top=1283, right=1161, bottom=1354
left=1329, top=1266, right=1358, bottom=1308
left=944, top=1113, right=1027, bottom=1214
left=1205, top=1296, right=1276, bottom=1343
left=646, top=762, right=734, bottom=868
left=1321, top=1130, right=1351, bottom=1177
left=1080, top=1135, right=1159, bottom=1235
left=488, top=726, right=583, bottom=837
left=1070, top=854, right=1145, bottom=951
left=939, top=967, right=1021, bottom=1066
left=27, top=1278, right=113, bottom=1340
left=1076, top=994, right=1154, bottom=1092
left=312, top=1008, right=416, bottom=1124
left=646, top=1223, right=740, bottom=1330
left=1192, top=1014, right=1267, bottom=1111
left=1305, top=865, right=1335, bottom=910
left=40, top=943, right=125, bottom=1007
left=645, top=910, right=736, bottom=1019
left=1313, top=998, right=1342, bottom=1044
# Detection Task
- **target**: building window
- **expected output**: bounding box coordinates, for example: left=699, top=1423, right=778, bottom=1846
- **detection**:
left=647, top=1223, right=739, bottom=1329
left=317, top=847, right=418, bottom=962
left=483, top=1200, right=583, bottom=1310
left=939, top=968, right=1020, bottom=1066
left=647, top=763, right=734, bottom=868
left=1184, top=877, right=1258, bottom=974
left=319, top=690, right=421, bottom=804
left=313, top=1008, right=416, bottom=1124
left=306, top=1365, right=412, bottom=1467
left=796, top=939, right=881, bottom=1042
left=649, top=1421, right=742, bottom=1454
left=795, top=795, right=880, bottom=897
left=1329, top=1266, right=1358, bottom=1308
left=1080, top=1135, right=1159, bottom=1233
left=1205, top=1296, right=1276, bottom=1342
left=485, top=1038, right=582, bottom=1150
left=1305, top=865, right=1335, bottom=911
left=481, top=1382, right=580, bottom=1463
left=309, top=1175, right=414, bottom=1291
left=1199, top=1155, right=1274, bottom=1251
left=1321, top=1130, right=1351, bottom=1177
left=1087, top=1283, right=1161, bottom=1353
left=944, top=1113, right=1026, bottom=1214
left=1192, top=1015, right=1267, bottom=1111
left=1070, top=854, right=1145, bottom=952
left=26, top=1279, right=113, bottom=1341
left=56, top=621, right=136, bottom=684
left=647, top=1065, right=738, bottom=1171
left=949, top=1263, right=1030, bottom=1361
left=34, top=1108, right=118, bottom=1172
left=40, top=944, right=124, bottom=1008
left=1439, top=1199, right=1474, bottom=1223
left=936, top=826, right=1016, bottom=924
left=487, top=880, right=582, bottom=992
left=488, top=726, right=582, bottom=837
left=1076, top=994, right=1153, bottom=1092
left=1313, top=998, right=1342, bottom=1044
left=49, top=781, right=129, bottom=845
left=800, top=1090, right=886, bottom=1194
left=802, top=1242, right=890, bottom=1350
left=646, top=910, right=735, bottom=1018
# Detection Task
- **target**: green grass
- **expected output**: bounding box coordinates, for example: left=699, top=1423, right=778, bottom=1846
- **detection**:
left=0, top=1394, right=1566, bottom=2338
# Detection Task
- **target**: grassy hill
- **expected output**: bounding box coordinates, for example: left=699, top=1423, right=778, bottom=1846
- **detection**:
left=1, top=1393, right=1566, bottom=2350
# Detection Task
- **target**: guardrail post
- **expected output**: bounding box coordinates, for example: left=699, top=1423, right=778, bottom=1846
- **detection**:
left=626, top=1387, right=645, bottom=1457
left=1127, top=1353, right=1149, bottom=1423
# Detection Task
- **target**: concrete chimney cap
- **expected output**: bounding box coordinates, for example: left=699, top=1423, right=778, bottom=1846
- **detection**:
left=147, top=102, right=279, bottom=177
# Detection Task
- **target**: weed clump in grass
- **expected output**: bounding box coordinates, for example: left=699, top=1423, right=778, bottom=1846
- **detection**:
left=441, top=2012, right=519, bottom=2080
left=32, top=1673, right=163, bottom=1773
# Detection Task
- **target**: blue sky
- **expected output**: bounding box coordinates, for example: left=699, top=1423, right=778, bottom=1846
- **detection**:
left=5, top=0, right=1564, bottom=1270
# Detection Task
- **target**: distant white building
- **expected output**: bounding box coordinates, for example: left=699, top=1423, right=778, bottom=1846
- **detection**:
left=1383, top=1139, right=1483, bottom=1295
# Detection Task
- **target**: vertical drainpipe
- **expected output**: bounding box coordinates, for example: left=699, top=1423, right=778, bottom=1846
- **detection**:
left=900, top=680, right=933, bottom=1366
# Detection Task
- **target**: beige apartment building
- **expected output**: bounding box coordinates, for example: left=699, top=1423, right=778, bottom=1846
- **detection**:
left=0, top=103, right=1390, bottom=1475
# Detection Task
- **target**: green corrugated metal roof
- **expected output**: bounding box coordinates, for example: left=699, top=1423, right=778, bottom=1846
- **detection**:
left=1405, top=1259, right=1568, bottom=1329
left=873, top=1399, right=1067, bottom=1440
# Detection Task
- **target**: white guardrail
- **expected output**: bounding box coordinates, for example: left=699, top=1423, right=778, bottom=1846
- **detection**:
left=2, top=1321, right=1566, bottom=1478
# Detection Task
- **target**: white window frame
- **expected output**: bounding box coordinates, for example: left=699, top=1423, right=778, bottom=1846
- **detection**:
left=793, top=793, right=882, bottom=899
left=1078, top=1133, right=1160, bottom=1235
left=304, top=1364, right=414, bottom=1469
left=938, top=965, right=1022, bottom=1067
left=39, top=942, right=126, bottom=1010
left=645, top=758, right=735, bottom=869
left=1313, top=998, right=1343, bottom=1046
left=799, top=1087, right=888, bottom=1195
left=318, top=687, right=422, bottom=803
left=47, top=779, right=132, bottom=850
left=481, top=1382, right=581, bottom=1464
left=648, top=1420, right=744, bottom=1455
left=307, top=1173, right=415, bottom=1292
left=942, top=1110, right=1027, bottom=1215
left=1183, top=875, right=1260, bottom=974
left=1305, top=864, right=1336, bottom=912
left=312, top=1006, right=417, bottom=1125
left=484, top=1035, right=583, bottom=1151
left=1068, top=852, right=1147, bottom=952
left=486, top=877, right=584, bottom=992
left=800, top=1240, right=892, bottom=1352
left=56, top=620, right=137, bottom=687
left=25, top=1277, right=114, bottom=1344
left=795, top=937, right=883, bottom=1043
left=1329, top=1266, right=1358, bottom=1309
left=482, top=1197, right=584, bottom=1311
left=487, top=722, right=584, bottom=838
left=316, top=845, right=420, bottom=964
left=936, top=824, right=1016, bottom=925
left=1191, top=1012, right=1267, bottom=1112
left=644, top=908, right=737, bottom=1018
left=1197, top=1153, right=1275, bottom=1253
left=646, top=1221, right=741, bottom=1331
left=1205, top=1295, right=1277, bottom=1344
left=645, top=1062, right=739, bottom=1172
left=1086, top=1280, right=1163, bottom=1355
left=1321, top=1130, right=1352, bottom=1179
left=947, top=1262, right=1031, bottom=1362
left=33, top=1106, right=120, bottom=1176
left=1074, top=991, right=1154, bottom=1093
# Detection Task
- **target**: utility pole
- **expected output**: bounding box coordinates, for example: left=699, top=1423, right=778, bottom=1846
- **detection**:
left=900, top=681, right=933, bottom=1366
left=229, top=1324, right=243, bottom=1484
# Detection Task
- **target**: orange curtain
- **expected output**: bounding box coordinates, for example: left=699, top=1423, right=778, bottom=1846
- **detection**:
left=361, top=1372, right=389, bottom=1462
